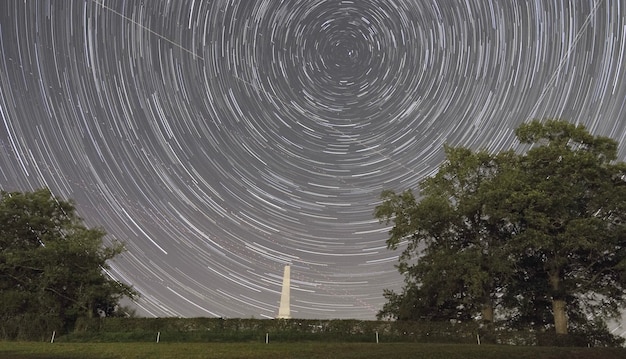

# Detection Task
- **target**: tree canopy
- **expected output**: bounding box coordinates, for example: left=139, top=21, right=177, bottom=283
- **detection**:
left=376, top=119, right=626, bottom=344
left=0, top=188, right=136, bottom=339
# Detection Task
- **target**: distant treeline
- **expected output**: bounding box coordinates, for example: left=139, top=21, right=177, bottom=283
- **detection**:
left=7, top=316, right=612, bottom=347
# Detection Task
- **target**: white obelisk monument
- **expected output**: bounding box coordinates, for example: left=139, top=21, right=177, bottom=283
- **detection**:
left=277, top=265, right=291, bottom=319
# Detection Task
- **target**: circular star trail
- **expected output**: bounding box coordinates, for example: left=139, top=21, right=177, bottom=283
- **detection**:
left=1, top=0, right=625, bottom=319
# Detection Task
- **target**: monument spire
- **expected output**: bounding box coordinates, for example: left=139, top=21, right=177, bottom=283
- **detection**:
left=277, top=265, right=291, bottom=319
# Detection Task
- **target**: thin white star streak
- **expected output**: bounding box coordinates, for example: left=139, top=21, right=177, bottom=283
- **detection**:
left=0, top=0, right=625, bottom=319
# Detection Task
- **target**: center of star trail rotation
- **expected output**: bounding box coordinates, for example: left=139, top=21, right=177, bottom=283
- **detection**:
left=0, top=0, right=625, bottom=319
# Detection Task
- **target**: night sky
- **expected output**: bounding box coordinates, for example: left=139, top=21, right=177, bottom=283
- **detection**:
left=1, top=0, right=626, bottom=321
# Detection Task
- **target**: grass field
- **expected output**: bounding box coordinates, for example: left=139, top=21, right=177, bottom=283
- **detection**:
left=1, top=342, right=626, bottom=359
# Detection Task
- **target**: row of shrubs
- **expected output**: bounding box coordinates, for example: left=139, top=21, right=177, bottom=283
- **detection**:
left=67, top=317, right=483, bottom=344
left=66, top=317, right=543, bottom=345
left=3, top=316, right=603, bottom=346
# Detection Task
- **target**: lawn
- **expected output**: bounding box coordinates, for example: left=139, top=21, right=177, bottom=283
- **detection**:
left=1, top=342, right=626, bottom=359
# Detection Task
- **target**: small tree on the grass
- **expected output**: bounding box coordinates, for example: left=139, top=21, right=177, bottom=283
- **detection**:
left=0, top=188, right=136, bottom=338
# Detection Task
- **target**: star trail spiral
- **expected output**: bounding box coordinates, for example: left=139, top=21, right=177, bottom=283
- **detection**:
left=1, top=0, right=625, bottom=319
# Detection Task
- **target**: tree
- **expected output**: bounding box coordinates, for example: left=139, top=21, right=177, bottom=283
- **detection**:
left=0, top=188, right=136, bottom=338
left=490, top=119, right=626, bottom=335
left=376, top=119, right=626, bottom=341
left=375, top=146, right=515, bottom=323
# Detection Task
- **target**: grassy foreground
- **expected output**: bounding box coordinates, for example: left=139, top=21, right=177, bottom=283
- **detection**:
left=1, top=342, right=626, bottom=359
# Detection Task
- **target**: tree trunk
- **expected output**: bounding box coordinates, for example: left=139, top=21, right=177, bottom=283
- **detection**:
left=481, top=303, right=494, bottom=323
left=552, top=299, right=568, bottom=334
left=549, top=270, right=568, bottom=334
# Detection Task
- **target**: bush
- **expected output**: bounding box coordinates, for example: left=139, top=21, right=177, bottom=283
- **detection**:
left=0, top=313, right=63, bottom=341
left=65, top=318, right=485, bottom=343
left=48, top=317, right=625, bottom=346
left=536, top=332, right=589, bottom=347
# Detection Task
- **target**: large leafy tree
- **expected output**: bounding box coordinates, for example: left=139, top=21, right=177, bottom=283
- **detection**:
left=0, top=188, right=136, bottom=338
left=375, top=146, right=515, bottom=323
left=490, top=119, right=626, bottom=334
left=377, top=119, right=626, bottom=339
